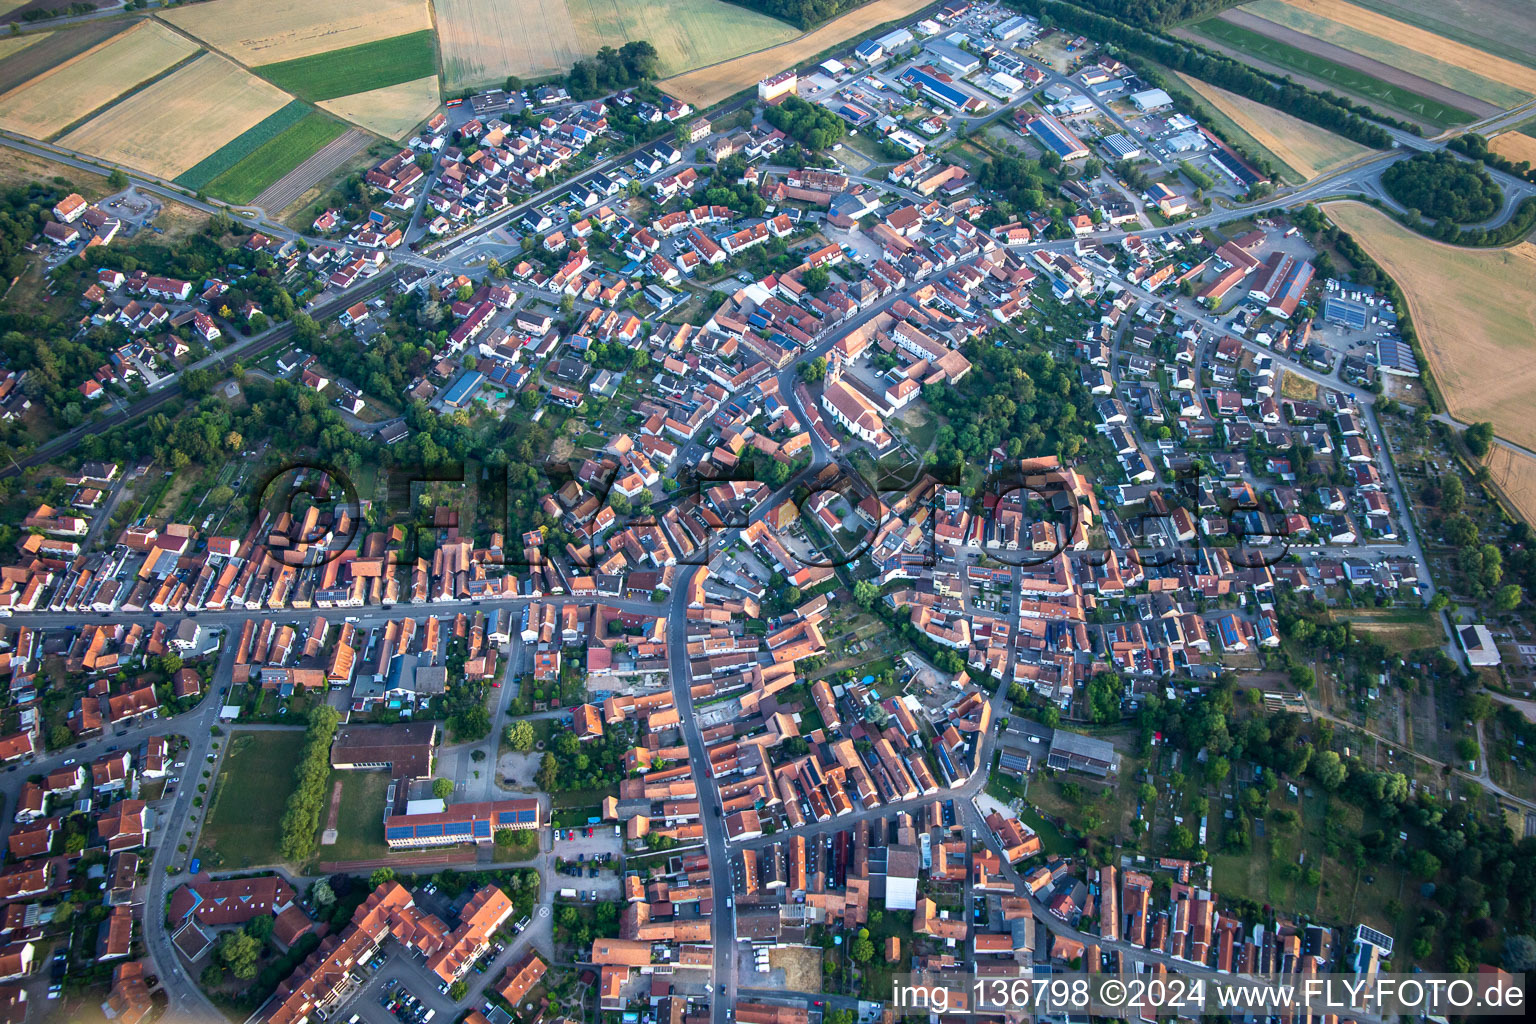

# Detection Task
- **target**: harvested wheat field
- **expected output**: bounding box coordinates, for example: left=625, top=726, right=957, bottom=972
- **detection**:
left=161, top=0, right=431, bottom=64
left=436, top=0, right=585, bottom=89
left=1278, top=0, right=1536, bottom=92
left=569, top=0, right=799, bottom=78
left=1490, top=130, right=1536, bottom=167
left=0, top=30, right=45, bottom=62
left=60, top=53, right=290, bottom=179
left=320, top=76, right=441, bottom=139
left=1323, top=202, right=1536, bottom=452
left=1178, top=73, right=1370, bottom=179
left=1485, top=446, right=1536, bottom=527
left=0, top=20, right=197, bottom=138
left=661, top=0, right=931, bottom=108
left=1249, top=0, right=1532, bottom=107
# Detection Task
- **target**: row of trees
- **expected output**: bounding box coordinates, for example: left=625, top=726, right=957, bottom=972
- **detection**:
left=1450, top=131, right=1536, bottom=184
left=277, top=705, right=341, bottom=863
left=717, top=0, right=865, bottom=30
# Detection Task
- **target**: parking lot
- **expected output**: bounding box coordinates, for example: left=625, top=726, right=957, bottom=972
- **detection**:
left=551, top=825, right=625, bottom=900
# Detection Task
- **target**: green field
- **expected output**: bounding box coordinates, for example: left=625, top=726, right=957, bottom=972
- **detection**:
left=314, top=770, right=393, bottom=863
left=254, top=30, right=436, bottom=101
left=173, top=100, right=311, bottom=190
left=1191, top=17, right=1477, bottom=127
left=1347, top=0, right=1536, bottom=73
left=1243, top=0, right=1530, bottom=108
left=203, top=112, right=348, bottom=203
left=198, top=729, right=307, bottom=869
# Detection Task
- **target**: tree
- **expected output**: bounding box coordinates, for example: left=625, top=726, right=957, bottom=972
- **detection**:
left=107, top=168, right=129, bottom=189
left=433, top=777, right=455, bottom=800
left=369, top=867, right=397, bottom=889
left=507, top=719, right=536, bottom=752
left=1312, top=750, right=1347, bottom=790
left=1464, top=421, right=1495, bottom=457
left=219, top=931, right=261, bottom=979
left=853, top=580, right=879, bottom=608
left=798, top=356, right=827, bottom=383
left=851, top=936, right=875, bottom=963
left=1504, top=934, right=1536, bottom=972
left=449, top=981, right=469, bottom=1000
left=311, top=879, right=335, bottom=908
left=1086, top=671, right=1124, bottom=724
left=1494, top=584, right=1524, bottom=612
left=245, top=914, right=274, bottom=941
left=536, top=752, right=559, bottom=791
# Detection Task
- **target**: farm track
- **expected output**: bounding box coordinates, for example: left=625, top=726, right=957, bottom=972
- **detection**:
left=251, top=125, right=371, bottom=214
left=1217, top=9, right=1499, bottom=117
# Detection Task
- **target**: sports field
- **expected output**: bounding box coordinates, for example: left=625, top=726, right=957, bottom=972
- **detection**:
left=161, top=0, right=432, bottom=64
left=0, top=20, right=196, bottom=138
left=1247, top=1, right=1534, bottom=107
left=1188, top=17, right=1477, bottom=127
left=253, top=29, right=436, bottom=101
left=197, top=729, right=307, bottom=869
left=1333, top=0, right=1536, bottom=74
left=435, top=0, right=799, bottom=91
left=1177, top=73, right=1370, bottom=181
left=1484, top=446, right=1536, bottom=527
left=1322, top=201, right=1536, bottom=453
left=660, top=0, right=931, bottom=108
left=60, top=53, right=291, bottom=180
left=319, top=76, right=441, bottom=139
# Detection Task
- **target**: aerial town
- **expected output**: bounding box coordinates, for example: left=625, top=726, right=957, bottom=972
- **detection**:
left=0, top=2, right=1534, bottom=1024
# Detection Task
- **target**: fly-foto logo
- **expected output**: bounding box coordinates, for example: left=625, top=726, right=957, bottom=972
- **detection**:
left=248, top=454, right=1298, bottom=573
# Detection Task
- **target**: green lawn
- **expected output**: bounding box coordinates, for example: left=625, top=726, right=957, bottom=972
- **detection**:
left=254, top=30, right=436, bottom=101
left=314, top=770, right=393, bottom=863
left=1191, top=17, right=1476, bottom=127
left=203, top=113, right=349, bottom=204
left=198, top=729, right=307, bottom=869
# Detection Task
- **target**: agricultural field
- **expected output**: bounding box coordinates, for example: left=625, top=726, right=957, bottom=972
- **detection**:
left=1489, top=128, right=1536, bottom=167
left=568, top=0, right=799, bottom=78
left=1177, top=71, right=1370, bottom=181
left=1335, top=0, right=1536, bottom=74
left=0, top=20, right=198, bottom=139
left=319, top=76, right=441, bottom=139
left=252, top=29, right=437, bottom=101
left=1186, top=16, right=1477, bottom=127
left=198, top=729, right=308, bottom=869
left=60, top=53, right=291, bottom=180
left=0, top=19, right=123, bottom=96
left=161, top=0, right=432, bottom=64
left=1483, top=446, right=1536, bottom=528
left=660, top=0, right=932, bottom=108
left=1326, top=607, right=1444, bottom=650
left=1322, top=201, right=1536, bottom=452
left=0, top=30, right=45, bottom=62
left=435, top=0, right=797, bottom=92
left=201, top=112, right=349, bottom=204
left=1242, top=1, right=1534, bottom=108
left=435, top=0, right=586, bottom=88
left=174, top=99, right=313, bottom=189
